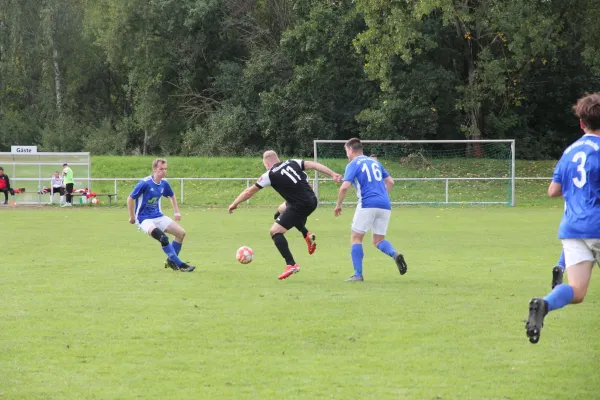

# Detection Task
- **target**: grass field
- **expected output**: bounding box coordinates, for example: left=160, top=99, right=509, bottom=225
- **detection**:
left=7, top=155, right=557, bottom=206
left=1, top=206, right=598, bottom=399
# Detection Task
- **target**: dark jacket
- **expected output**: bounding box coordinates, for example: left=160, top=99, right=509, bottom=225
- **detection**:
left=0, top=174, right=10, bottom=190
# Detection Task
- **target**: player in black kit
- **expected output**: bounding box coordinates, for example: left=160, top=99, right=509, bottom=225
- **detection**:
left=228, top=150, right=342, bottom=280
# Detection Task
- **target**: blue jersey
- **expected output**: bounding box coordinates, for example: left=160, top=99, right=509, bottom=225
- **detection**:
left=553, top=134, right=600, bottom=238
left=343, top=155, right=391, bottom=209
left=129, top=176, right=175, bottom=222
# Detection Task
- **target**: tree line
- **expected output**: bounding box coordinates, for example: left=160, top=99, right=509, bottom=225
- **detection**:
left=1, top=0, right=600, bottom=159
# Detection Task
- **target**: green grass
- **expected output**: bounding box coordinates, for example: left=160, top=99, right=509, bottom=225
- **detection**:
left=90, top=156, right=556, bottom=207
left=4, top=155, right=558, bottom=206
left=0, top=207, right=598, bottom=399
left=90, top=156, right=555, bottom=180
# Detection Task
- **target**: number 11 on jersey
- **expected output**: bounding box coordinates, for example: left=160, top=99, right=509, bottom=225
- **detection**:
left=281, top=166, right=302, bottom=183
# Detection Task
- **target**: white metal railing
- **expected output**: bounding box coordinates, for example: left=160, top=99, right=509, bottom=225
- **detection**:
left=6, top=176, right=550, bottom=205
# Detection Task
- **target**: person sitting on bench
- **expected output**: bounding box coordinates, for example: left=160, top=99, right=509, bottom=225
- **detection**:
left=0, top=167, right=15, bottom=205
left=51, top=171, right=66, bottom=205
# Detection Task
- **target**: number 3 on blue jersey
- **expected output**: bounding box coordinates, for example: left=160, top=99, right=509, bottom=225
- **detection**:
left=572, top=151, right=587, bottom=188
left=361, top=162, right=382, bottom=182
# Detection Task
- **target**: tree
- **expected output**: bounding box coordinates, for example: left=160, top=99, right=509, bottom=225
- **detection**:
left=354, top=0, right=590, bottom=147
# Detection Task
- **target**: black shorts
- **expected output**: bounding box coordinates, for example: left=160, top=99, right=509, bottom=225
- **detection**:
left=52, top=187, right=65, bottom=195
left=276, top=202, right=318, bottom=230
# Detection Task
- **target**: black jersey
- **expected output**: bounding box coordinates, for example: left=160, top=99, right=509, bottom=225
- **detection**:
left=255, top=159, right=317, bottom=207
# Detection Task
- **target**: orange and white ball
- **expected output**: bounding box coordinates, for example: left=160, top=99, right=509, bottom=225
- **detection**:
left=236, top=246, right=253, bottom=264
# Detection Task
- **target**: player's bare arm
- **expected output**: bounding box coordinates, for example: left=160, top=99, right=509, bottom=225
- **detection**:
left=384, top=176, right=395, bottom=194
left=334, top=181, right=352, bottom=216
left=127, top=196, right=136, bottom=224
left=229, top=185, right=261, bottom=214
left=169, top=195, right=182, bottom=221
left=548, top=182, right=562, bottom=198
left=304, top=161, right=342, bottom=183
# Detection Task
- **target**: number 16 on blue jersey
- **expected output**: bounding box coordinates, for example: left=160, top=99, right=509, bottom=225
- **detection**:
left=343, top=155, right=391, bottom=210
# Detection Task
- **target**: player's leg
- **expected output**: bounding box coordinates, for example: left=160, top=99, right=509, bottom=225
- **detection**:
left=298, top=217, right=316, bottom=254
left=164, top=221, right=185, bottom=255
left=65, top=183, right=74, bottom=205
left=551, top=250, right=566, bottom=289
left=141, top=219, right=187, bottom=271
left=274, top=201, right=287, bottom=220
left=346, top=230, right=365, bottom=281
left=295, top=204, right=317, bottom=255
left=271, top=209, right=299, bottom=280
left=160, top=217, right=194, bottom=272
left=346, top=208, right=372, bottom=281
left=1, top=189, right=7, bottom=204
left=371, top=209, right=407, bottom=275
left=526, top=239, right=593, bottom=344
left=275, top=201, right=313, bottom=246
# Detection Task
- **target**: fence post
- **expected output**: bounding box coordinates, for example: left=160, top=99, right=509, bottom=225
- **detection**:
left=181, top=178, right=184, bottom=204
left=114, top=180, right=118, bottom=204
left=445, top=179, right=449, bottom=203
left=246, top=179, right=250, bottom=204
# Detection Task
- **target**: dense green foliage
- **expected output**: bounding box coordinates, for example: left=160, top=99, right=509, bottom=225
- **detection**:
left=2, top=0, right=600, bottom=158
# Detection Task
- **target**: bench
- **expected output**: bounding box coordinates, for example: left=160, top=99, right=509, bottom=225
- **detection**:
left=71, top=192, right=117, bottom=206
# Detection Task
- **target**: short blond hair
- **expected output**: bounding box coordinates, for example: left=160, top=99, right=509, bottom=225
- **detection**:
left=263, top=150, right=278, bottom=159
left=152, top=158, right=167, bottom=169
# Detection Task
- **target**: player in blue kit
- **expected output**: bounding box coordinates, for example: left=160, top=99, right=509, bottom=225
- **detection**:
left=526, top=93, right=600, bottom=343
left=127, top=158, right=195, bottom=272
left=334, top=138, right=407, bottom=281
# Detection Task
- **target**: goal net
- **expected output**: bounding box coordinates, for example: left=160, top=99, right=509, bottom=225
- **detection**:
left=313, top=140, right=515, bottom=206
left=0, top=152, right=91, bottom=204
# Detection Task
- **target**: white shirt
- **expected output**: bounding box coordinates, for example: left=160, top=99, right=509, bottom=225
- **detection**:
left=51, top=176, right=64, bottom=188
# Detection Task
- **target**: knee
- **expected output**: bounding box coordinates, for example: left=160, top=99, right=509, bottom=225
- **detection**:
left=177, top=229, right=186, bottom=241
left=269, top=228, right=278, bottom=237
left=572, top=295, right=585, bottom=304
left=150, top=228, right=169, bottom=246
left=372, top=238, right=382, bottom=248
left=571, top=286, right=587, bottom=304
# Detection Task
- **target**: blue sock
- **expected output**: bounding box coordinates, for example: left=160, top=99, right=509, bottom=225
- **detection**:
left=544, top=284, right=574, bottom=312
left=557, top=251, right=565, bottom=271
left=172, top=241, right=182, bottom=255
left=376, top=240, right=397, bottom=258
left=351, top=244, right=364, bottom=277
left=162, top=244, right=183, bottom=266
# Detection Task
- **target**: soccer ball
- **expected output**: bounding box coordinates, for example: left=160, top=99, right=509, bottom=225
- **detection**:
left=236, top=246, right=253, bottom=264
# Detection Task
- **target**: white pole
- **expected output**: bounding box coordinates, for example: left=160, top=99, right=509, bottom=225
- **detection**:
left=246, top=179, right=250, bottom=204
left=181, top=178, right=184, bottom=204
left=445, top=179, right=449, bottom=203
left=114, top=180, right=117, bottom=204
left=313, top=140, right=319, bottom=199
left=511, top=140, right=516, bottom=207
left=38, top=163, right=42, bottom=204
left=88, top=154, right=91, bottom=191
